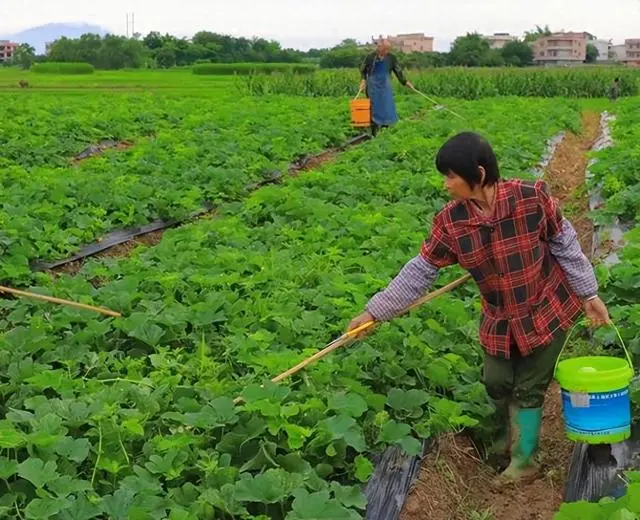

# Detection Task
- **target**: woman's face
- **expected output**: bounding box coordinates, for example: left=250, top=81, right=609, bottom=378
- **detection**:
left=443, top=171, right=473, bottom=200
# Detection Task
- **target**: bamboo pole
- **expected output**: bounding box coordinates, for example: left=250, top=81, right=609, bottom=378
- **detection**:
left=0, top=285, right=121, bottom=318
left=233, top=273, right=471, bottom=404
left=409, top=86, right=467, bottom=121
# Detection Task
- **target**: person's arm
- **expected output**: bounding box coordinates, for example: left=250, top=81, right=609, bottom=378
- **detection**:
left=389, top=54, right=409, bottom=86
left=536, top=180, right=597, bottom=298
left=360, top=54, right=371, bottom=81
left=548, top=219, right=598, bottom=299
left=350, top=212, right=458, bottom=332
left=366, top=255, right=439, bottom=321
left=537, top=181, right=609, bottom=326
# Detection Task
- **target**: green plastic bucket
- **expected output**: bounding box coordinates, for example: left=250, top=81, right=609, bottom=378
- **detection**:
left=554, top=323, right=634, bottom=445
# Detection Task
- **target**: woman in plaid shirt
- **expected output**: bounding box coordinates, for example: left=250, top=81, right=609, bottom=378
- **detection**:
left=348, top=132, right=610, bottom=481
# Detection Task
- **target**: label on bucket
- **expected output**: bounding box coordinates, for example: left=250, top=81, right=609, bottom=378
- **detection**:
left=561, top=387, right=631, bottom=439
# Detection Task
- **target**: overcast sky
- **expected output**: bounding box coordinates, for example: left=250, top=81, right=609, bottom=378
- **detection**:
left=3, top=0, right=639, bottom=50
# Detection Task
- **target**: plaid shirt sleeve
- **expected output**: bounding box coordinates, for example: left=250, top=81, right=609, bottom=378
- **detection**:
left=366, top=255, right=439, bottom=321
left=420, top=212, right=459, bottom=268
left=536, top=180, right=564, bottom=240
left=549, top=218, right=598, bottom=299
left=366, top=213, right=458, bottom=321
left=537, top=180, right=598, bottom=298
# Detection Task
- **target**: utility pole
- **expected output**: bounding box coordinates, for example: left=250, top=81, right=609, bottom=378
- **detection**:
left=125, top=13, right=135, bottom=38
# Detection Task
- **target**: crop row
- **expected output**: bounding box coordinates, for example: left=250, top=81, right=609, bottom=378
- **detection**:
left=552, top=100, right=640, bottom=517
left=0, top=92, right=425, bottom=282
left=241, top=67, right=640, bottom=99
left=0, top=98, right=583, bottom=519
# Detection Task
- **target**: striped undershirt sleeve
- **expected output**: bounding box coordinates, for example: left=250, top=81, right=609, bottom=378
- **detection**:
left=366, top=255, right=439, bottom=321
left=549, top=218, right=598, bottom=299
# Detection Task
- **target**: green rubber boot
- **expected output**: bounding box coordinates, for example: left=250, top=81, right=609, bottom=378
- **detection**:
left=499, top=405, right=542, bottom=482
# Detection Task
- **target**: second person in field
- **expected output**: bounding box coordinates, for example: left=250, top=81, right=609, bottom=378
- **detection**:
left=359, top=39, right=414, bottom=136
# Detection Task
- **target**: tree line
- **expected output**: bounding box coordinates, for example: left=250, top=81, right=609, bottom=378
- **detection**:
left=7, top=25, right=601, bottom=71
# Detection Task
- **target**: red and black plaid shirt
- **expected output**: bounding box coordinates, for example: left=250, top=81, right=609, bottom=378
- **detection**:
left=421, top=179, right=582, bottom=359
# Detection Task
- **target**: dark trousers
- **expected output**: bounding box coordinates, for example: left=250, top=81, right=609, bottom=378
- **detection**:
left=482, top=331, right=566, bottom=409
left=371, top=123, right=388, bottom=137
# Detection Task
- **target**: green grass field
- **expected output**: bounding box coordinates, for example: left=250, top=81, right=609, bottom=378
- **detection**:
left=0, top=67, right=234, bottom=90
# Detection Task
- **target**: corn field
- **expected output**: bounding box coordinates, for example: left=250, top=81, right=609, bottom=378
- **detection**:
left=238, top=67, right=640, bottom=99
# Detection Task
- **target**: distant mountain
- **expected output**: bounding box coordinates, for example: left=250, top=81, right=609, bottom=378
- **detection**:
left=4, top=23, right=109, bottom=54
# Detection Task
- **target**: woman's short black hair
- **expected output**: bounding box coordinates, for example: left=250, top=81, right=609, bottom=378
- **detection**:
left=435, top=131, right=499, bottom=188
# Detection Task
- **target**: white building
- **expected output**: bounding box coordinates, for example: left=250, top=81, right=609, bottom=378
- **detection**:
left=486, top=33, right=518, bottom=50
left=611, top=44, right=626, bottom=62
left=591, top=39, right=612, bottom=61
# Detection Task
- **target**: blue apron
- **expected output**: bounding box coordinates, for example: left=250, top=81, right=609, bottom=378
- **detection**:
left=368, top=57, right=398, bottom=126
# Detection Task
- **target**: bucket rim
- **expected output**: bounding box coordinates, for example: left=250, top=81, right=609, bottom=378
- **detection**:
left=556, top=356, right=633, bottom=392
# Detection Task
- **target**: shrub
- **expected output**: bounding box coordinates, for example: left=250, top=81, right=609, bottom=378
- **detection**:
left=31, top=62, right=95, bottom=74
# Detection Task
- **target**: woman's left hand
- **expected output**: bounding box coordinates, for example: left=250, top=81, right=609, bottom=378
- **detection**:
left=584, top=296, right=610, bottom=328
left=406, top=81, right=414, bottom=89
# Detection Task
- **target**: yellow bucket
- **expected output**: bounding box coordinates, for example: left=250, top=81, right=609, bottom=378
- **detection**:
left=349, top=98, right=371, bottom=127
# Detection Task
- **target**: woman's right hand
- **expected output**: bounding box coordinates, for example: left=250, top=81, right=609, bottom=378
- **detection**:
left=359, top=79, right=366, bottom=92
left=347, top=311, right=376, bottom=339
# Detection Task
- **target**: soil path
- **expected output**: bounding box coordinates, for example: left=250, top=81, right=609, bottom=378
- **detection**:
left=400, top=111, right=601, bottom=520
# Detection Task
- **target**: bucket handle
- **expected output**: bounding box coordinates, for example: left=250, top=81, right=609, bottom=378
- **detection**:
left=553, top=320, right=633, bottom=377
left=354, top=86, right=363, bottom=100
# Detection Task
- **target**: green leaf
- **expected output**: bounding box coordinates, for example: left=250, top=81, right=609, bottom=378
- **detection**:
left=241, top=382, right=290, bottom=404
left=425, top=359, right=453, bottom=388
left=233, top=469, right=304, bottom=503
left=0, top=420, right=26, bottom=448
left=55, top=437, right=91, bottom=463
left=6, top=409, right=35, bottom=423
left=57, top=495, right=104, bottom=520
left=122, top=418, right=145, bottom=436
left=378, top=420, right=411, bottom=443
left=327, top=392, right=368, bottom=418
left=119, top=313, right=166, bottom=346
left=47, top=476, right=93, bottom=498
left=330, top=482, right=367, bottom=510
left=287, top=489, right=360, bottom=520
left=277, top=452, right=311, bottom=474
left=24, top=497, right=71, bottom=520
left=25, top=370, right=70, bottom=392
left=342, top=428, right=366, bottom=453
left=177, top=397, right=238, bottom=429
left=321, top=415, right=366, bottom=452
left=17, top=458, right=59, bottom=488
left=145, top=450, right=188, bottom=480
left=323, top=415, right=356, bottom=438
left=103, top=488, right=135, bottom=520
left=315, top=463, right=333, bottom=479
left=354, top=455, right=374, bottom=483
left=238, top=441, right=279, bottom=473
left=0, top=457, right=18, bottom=479
left=387, top=388, right=429, bottom=415
left=168, top=508, right=197, bottom=520
left=399, top=436, right=423, bottom=456
left=284, top=423, right=312, bottom=450
left=199, top=485, right=248, bottom=516
left=612, top=509, right=637, bottom=520
left=553, top=501, right=603, bottom=519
